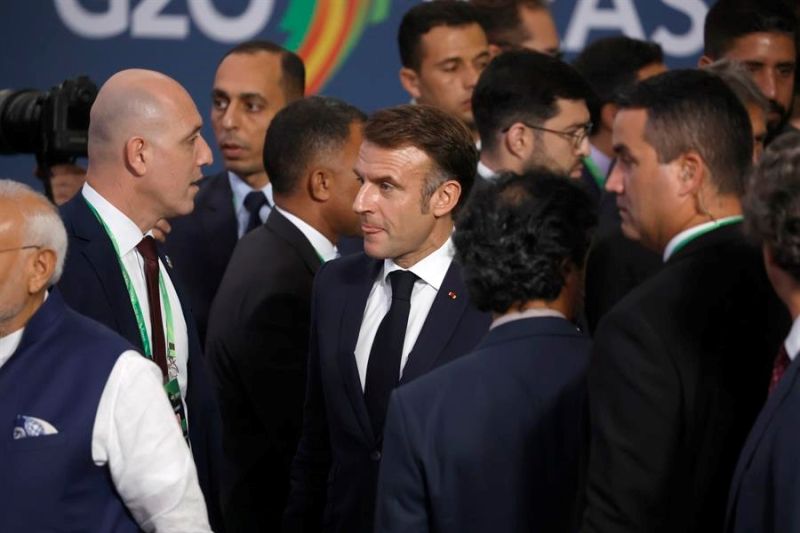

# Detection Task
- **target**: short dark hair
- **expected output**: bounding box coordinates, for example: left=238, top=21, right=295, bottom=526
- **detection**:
left=264, top=96, right=366, bottom=195
left=704, top=0, right=796, bottom=58
left=469, top=0, right=549, bottom=49
left=572, top=36, right=663, bottom=128
left=454, top=172, right=597, bottom=313
left=617, top=69, right=753, bottom=196
left=744, top=130, right=800, bottom=281
left=222, top=40, right=306, bottom=101
left=473, top=50, right=593, bottom=153
left=398, top=1, right=484, bottom=71
left=364, top=104, right=478, bottom=214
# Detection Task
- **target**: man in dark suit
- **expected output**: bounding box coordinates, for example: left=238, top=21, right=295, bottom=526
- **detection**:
left=471, top=49, right=593, bottom=182
left=166, top=40, right=305, bottom=343
left=206, top=96, right=366, bottom=532
left=726, top=131, right=800, bottom=532
left=284, top=105, right=491, bottom=532
left=375, top=172, right=597, bottom=533
left=581, top=70, right=790, bottom=532
left=56, top=69, right=225, bottom=530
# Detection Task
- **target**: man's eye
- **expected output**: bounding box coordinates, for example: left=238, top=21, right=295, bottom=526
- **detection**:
left=212, top=99, right=228, bottom=110
left=778, top=65, right=796, bottom=77
left=246, top=102, right=264, bottom=112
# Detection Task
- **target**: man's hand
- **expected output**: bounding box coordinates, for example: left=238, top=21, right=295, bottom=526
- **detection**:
left=152, top=218, right=172, bottom=243
left=38, top=163, right=87, bottom=205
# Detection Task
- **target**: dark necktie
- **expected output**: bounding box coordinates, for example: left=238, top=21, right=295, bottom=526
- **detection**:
left=136, top=236, right=168, bottom=379
left=769, top=344, right=791, bottom=394
left=243, top=191, right=268, bottom=233
left=364, top=270, right=418, bottom=435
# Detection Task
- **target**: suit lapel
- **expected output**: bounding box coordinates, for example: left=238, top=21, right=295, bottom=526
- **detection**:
left=265, top=209, right=322, bottom=275
left=70, top=196, right=144, bottom=351
left=338, top=257, right=382, bottom=443
left=400, top=261, right=469, bottom=383
left=200, top=172, right=238, bottom=259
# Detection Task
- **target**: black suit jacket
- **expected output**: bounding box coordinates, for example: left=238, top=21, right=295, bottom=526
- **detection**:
left=206, top=209, right=322, bottom=532
left=581, top=222, right=790, bottom=532
left=725, top=340, right=800, bottom=533
left=57, top=193, right=225, bottom=531
left=283, top=253, right=491, bottom=532
left=166, top=171, right=239, bottom=344
left=375, top=316, right=590, bottom=533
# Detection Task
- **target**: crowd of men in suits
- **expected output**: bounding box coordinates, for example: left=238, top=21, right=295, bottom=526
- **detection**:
left=2, top=0, right=800, bottom=532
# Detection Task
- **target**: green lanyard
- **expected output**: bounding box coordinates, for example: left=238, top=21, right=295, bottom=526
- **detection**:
left=85, top=201, right=177, bottom=366
left=86, top=201, right=189, bottom=441
left=669, top=216, right=744, bottom=258
left=582, top=156, right=605, bottom=189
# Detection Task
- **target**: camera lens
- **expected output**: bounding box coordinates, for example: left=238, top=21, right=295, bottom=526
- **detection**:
left=0, top=89, right=44, bottom=155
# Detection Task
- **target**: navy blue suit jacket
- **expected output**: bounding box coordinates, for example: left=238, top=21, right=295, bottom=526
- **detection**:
left=726, top=346, right=800, bottom=532
left=283, top=253, right=491, bottom=532
left=57, top=192, right=225, bottom=531
left=165, top=171, right=238, bottom=344
left=375, top=316, right=591, bottom=533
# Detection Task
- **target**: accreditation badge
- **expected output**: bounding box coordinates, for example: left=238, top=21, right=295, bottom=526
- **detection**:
left=164, top=378, right=190, bottom=444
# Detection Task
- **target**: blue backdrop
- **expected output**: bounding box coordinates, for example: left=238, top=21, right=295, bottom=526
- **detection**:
left=0, top=0, right=712, bottom=189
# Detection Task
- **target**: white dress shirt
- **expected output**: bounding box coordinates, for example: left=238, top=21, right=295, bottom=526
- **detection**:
left=784, top=315, right=800, bottom=361
left=228, top=171, right=273, bottom=238
left=477, top=160, right=497, bottom=181
left=275, top=205, right=338, bottom=262
left=0, top=305, right=211, bottom=532
left=354, top=237, right=455, bottom=389
left=490, top=308, right=567, bottom=330
left=82, top=183, right=190, bottom=409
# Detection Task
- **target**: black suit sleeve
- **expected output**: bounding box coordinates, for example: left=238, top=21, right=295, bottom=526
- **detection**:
left=582, top=310, right=681, bottom=532
left=374, top=391, right=429, bottom=533
left=283, top=276, right=332, bottom=532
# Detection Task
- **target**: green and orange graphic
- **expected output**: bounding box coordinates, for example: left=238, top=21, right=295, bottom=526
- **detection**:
left=280, top=0, right=391, bottom=94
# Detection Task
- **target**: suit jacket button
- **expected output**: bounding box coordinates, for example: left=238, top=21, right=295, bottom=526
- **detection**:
left=370, top=450, right=382, bottom=461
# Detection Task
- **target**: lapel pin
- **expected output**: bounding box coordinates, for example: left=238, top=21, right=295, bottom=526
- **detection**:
left=164, top=255, right=173, bottom=269
left=448, top=291, right=457, bottom=300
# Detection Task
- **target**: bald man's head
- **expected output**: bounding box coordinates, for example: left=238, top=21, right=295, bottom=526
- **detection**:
left=85, top=69, right=213, bottom=231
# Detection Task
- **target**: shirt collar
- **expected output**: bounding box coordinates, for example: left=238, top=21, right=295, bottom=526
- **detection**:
left=491, top=308, right=566, bottom=330
left=477, top=160, right=497, bottom=180
left=382, top=236, right=454, bottom=291
left=785, top=314, right=800, bottom=361
left=589, top=143, right=612, bottom=178
left=228, top=171, right=273, bottom=211
left=662, top=216, right=743, bottom=262
left=82, top=182, right=145, bottom=258
left=274, top=206, right=337, bottom=262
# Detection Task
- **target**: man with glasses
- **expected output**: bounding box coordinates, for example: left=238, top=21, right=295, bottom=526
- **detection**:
left=0, top=180, right=211, bottom=532
left=472, top=49, right=593, bottom=180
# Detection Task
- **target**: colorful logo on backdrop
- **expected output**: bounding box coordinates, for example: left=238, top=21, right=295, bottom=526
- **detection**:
left=54, top=0, right=391, bottom=93
left=282, top=0, right=390, bottom=94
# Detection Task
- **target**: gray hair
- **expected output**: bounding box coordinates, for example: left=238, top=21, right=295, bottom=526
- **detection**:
left=702, top=59, right=770, bottom=115
left=0, top=179, right=68, bottom=285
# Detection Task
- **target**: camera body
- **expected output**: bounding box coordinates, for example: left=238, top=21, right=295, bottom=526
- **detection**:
left=0, top=76, right=97, bottom=167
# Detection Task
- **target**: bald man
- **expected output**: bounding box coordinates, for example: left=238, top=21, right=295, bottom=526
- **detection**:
left=0, top=180, right=211, bottom=532
left=57, top=69, right=225, bottom=530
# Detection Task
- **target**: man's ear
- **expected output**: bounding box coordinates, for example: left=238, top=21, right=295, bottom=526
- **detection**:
left=600, top=102, right=618, bottom=132
left=125, top=136, right=147, bottom=176
left=503, top=122, right=533, bottom=160
left=399, top=67, right=422, bottom=100
left=27, top=248, right=56, bottom=294
left=676, top=151, right=704, bottom=196
left=309, top=167, right=331, bottom=202
left=697, top=55, right=714, bottom=67
left=430, top=180, right=461, bottom=217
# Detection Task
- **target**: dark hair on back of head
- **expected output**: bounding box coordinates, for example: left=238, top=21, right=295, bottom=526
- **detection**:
left=617, top=69, right=753, bottom=196
left=222, top=40, right=306, bottom=101
left=469, top=0, right=549, bottom=49
left=572, top=36, right=663, bottom=128
left=264, top=96, right=366, bottom=195
left=704, top=0, right=796, bottom=58
left=454, top=172, right=597, bottom=313
left=398, top=1, right=484, bottom=71
left=364, top=104, right=478, bottom=214
left=473, top=50, right=593, bottom=153
left=744, top=130, right=800, bottom=282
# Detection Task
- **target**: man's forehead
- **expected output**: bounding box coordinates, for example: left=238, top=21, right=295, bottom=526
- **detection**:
left=724, top=32, right=797, bottom=62
left=613, top=108, right=648, bottom=143
left=214, top=51, right=284, bottom=90
left=356, top=142, right=430, bottom=174
left=547, top=98, right=590, bottom=124
left=419, top=23, right=487, bottom=61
